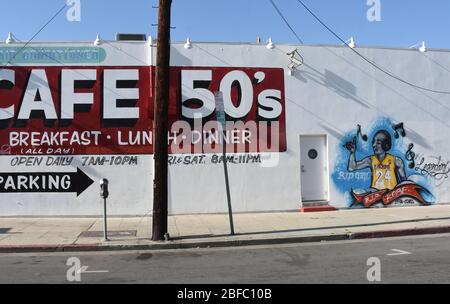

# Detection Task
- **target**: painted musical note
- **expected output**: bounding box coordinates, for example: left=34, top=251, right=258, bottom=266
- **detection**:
left=393, top=122, right=406, bottom=138
left=405, top=143, right=416, bottom=169
left=357, top=124, right=368, bottom=142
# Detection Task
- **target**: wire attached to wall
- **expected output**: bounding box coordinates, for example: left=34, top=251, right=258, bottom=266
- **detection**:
left=293, top=0, right=450, bottom=95
left=0, top=3, right=68, bottom=72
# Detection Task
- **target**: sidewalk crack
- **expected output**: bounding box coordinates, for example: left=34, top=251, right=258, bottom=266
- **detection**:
left=72, top=219, right=98, bottom=245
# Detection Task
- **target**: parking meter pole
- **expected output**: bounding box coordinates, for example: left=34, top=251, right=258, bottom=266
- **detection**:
left=100, top=179, right=109, bottom=242
left=103, top=197, right=108, bottom=242
left=215, top=91, right=234, bottom=236
left=222, top=132, right=235, bottom=236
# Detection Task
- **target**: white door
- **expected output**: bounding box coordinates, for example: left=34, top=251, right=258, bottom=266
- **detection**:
left=300, top=135, right=329, bottom=202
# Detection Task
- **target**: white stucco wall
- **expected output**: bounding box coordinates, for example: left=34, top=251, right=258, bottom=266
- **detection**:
left=166, top=42, right=450, bottom=214
left=1, top=40, right=450, bottom=216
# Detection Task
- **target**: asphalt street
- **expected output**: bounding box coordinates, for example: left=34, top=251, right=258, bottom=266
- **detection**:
left=0, top=234, right=449, bottom=284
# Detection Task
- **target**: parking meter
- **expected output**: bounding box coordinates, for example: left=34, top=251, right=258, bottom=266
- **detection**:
left=100, top=178, right=109, bottom=241
left=100, top=178, right=109, bottom=199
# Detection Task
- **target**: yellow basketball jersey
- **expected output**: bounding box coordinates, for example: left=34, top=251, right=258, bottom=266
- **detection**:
left=371, top=154, right=398, bottom=190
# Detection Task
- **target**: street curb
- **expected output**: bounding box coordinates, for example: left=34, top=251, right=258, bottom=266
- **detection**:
left=348, top=226, right=450, bottom=239
left=0, top=244, right=99, bottom=253
left=1, top=226, right=450, bottom=254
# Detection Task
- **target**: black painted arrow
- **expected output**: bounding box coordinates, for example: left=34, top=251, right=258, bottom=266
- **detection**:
left=0, top=168, right=94, bottom=197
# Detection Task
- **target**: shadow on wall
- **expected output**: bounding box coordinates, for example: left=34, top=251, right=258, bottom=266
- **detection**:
left=173, top=43, right=353, bottom=143
left=294, top=63, right=371, bottom=110
left=405, top=127, right=433, bottom=150
left=192, top=44, right=233, bottom=67
left=322, top=46, right=450, bottom=134
left=285, top=94, right=347, bottom=140
left=292, top=47, right=448, bottom=151
left=170, top=46, right=193, bottom=66
left=171, top=43, right=367, bottom=153
left=319, top=123, right=345, bottom=141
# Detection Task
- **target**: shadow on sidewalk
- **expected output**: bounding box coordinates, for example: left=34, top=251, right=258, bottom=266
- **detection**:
left=170, top=216, right=450, bottom=240
left=0, top=228, right=11, bottom=234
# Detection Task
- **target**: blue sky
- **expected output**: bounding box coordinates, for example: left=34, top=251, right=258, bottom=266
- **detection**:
left=1, top=0, right=450, bottom=50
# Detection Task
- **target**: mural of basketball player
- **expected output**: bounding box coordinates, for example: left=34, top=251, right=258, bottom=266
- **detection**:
left=333, top=118, right=433, bottom=208
left=346, top=130, right=407, bottom=191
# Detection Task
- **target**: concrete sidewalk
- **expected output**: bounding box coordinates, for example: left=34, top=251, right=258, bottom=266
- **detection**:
left=1, top=205, right=450, bottom=253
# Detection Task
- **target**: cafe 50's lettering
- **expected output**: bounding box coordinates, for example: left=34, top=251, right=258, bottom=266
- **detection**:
left=173, top=67, right=286, bottom=152
left=0, top=66, right=151, bottom=155
left=0, top=66, right=286, bottom=155
left=180, top=70, right=283, bottom=120
left=0, top=68, right=142, bottom=122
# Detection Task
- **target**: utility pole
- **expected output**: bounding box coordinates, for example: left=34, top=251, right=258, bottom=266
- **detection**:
left=152, top=0, right=172, bottom=241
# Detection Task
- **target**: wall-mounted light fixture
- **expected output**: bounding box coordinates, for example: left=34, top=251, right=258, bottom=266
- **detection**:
left=287, top=49, right=304, bottom=75
left=94, top=34, right=102, bottom=46
left=410, top=41, right=427, bottom=53
left=5, top=32, right=15, bottom=44
left=266, top=37, right=275, bottom=50
left=343, top=37, right=356, bottom=49
left=184, top=37, right=192, bottom=49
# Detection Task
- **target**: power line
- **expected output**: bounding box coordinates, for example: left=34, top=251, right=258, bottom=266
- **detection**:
left=269, top=0, right=304, bottom=44
left=294, top=0, right=450, bottom=95
left=102, top=40, right=150, bottom=66
left=0, top=3, right=68, bottom=71
left=11, top=34, right=136, bottom=104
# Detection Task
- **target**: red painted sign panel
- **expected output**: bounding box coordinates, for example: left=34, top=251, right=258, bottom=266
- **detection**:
left=0, top=66, right=285, bottom=155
